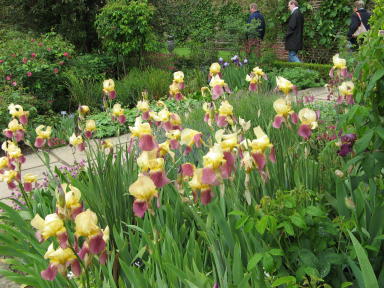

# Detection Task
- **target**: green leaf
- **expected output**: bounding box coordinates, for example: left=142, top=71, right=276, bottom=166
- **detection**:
left=376, top=127, right=384, bottom=141
left=282, top=221, right=295, bottom=236
left=341, top=282, right=353, bottom=288
left=355, top=130, right=374, bottom=154
left=305, top=206, right=324, bottom=217
left=269, top=249, right=284, bottom=256
left=290, top=213, right=307, bottom=229
left=247, top=253, right=263, bottom=270
left=256, top=215, right=268, bottom=235
left=229, top=210, right=246, bottom=216
left=364, top=69, right=384, bottom=99
left=272, top=276, right=296, bottom=287
left=262, top=253, right=274, bottom=272
left=348, top=231, right=379, bottom=288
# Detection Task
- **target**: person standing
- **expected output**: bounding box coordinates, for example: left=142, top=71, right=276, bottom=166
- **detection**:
left=285, top=0, right=304, bottom=62
left=245, top=3, right=266, bottom=56
left=347, top=1, right=371, bottom=51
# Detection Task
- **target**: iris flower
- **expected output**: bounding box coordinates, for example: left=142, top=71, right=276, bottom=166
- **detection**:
left=8, top=103, right=29, bottom=124
left=297, top=108, right=318, bottom=139
left=103, top=79, right=116, bottom=100
left=69, top=133, right=85, bottom=151
left=330, top=54, right=348, bottom=78
left=338, top=81, right=355, bottom=105
left=272, top=98, right=297, bottom=128
left=276, top=76, right=296, bottom=95
left=3, top=119, right=24, bottom=142
left=35, top=125, right=52, bottom=148
left=84, top=120, right=96, bottom=138
left=217, top=100, right=234, bottom=127
left=129, top=117, right=157, bottom=151
left=23, top=173, right=37, bottom=192
left=180, top=128, right=203, bottom=154
left=136, top=100, right=150, bottom=120
left=129, top=174, right=158, bottom=217
left=112, top=103, right=126, bottom=124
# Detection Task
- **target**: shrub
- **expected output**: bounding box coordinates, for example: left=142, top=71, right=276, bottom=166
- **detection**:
left=0, top=29, right=75, bottom=112
left=116, top=68, right=171, bottom=106
left=272, top=61, right=331, bottom=82
left=272, top=67, right=325, bottom=90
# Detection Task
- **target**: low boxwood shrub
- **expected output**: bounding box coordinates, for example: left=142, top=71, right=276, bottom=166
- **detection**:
left=273, top=61, right=331, bottom=82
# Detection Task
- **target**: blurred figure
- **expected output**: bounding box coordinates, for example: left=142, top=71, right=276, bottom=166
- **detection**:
left=285, top=0, right=304, bottom=62
left=347, top=1, right=371, bottom=51
left=245, top=3, right=265, bottom=57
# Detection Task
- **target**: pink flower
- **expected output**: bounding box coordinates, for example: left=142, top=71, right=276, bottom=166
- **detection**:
left=53, top=68, right=59, bottom=74
left=31, top=53, right=37, bottom=58
left=63, top=52, right=69, bottom=57
left=22, top=57, right=28, bottom=64
left=31, top=39, right=36, bottom=42
left=11, top=81, right=17, bottom=87
left=27, top=72, right=32, bottom=77
left=59, top=61, right=64, bottom=66
left=5, top=75, right=11, bottom=81
left=0, top=59, right=3, bottom=64
left=38, top=42, right=43, bottom=46
left=47, top=47, right=52, bottom=52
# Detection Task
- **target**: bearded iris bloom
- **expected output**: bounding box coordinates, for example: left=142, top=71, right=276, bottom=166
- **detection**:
left=103, top=79, right=116, bottom=100
left=3, top=119, right=25, bottom=142
left=84, top=120, right=96, bottom=138
left=129, top=117, right=158, bottom=151
left=272, top=98, right=297, bottom=128
left=23, top=173, right=38, bottom=192
left=137, top=100, right=150, bottom=120
left=330, top=54, right=348, bottom=78
left=297, top=108, right=318, bottom=139
left=338, top=81, right=355, bottom=105
left=180, top=128, right=203, bottom=155
left=246, top=67, right=268, bottom=91
left=137, top=149, right=170, bottom=188
left=209, top=75, right=230, bottom=100
left=276, top=76, right=296, bottom=96
left=8, top=103, right=29, bottom=125
left=217, top=100, right=235, bottom=127
left=129, top=174, right=158, bottom=217
left=35, top=125, right=52, bottom=148
left=112, top=103, right=126, bottom=124
left=31, top=213, right=67, bottom=246
left=69, top=133, right=85, bottom=151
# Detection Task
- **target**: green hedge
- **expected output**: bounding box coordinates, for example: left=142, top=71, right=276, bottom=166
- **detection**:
left=273, top=61, right=332, bottom=81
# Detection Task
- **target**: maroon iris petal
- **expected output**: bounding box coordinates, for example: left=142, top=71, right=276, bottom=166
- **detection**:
left=212, top=85, right=224, bottom=100
left=249, top=83, right=257, bottom=91
left=41, top=264, right=58, bottom=281
left=170, top=139, right=180, bottom=150
left=89, top=233, right=106, bottom=255
left=133, top=200, right=148, bottom=218
left=150, top=171, right=170, bottom=188
left=57, top=231, right=68, bottom=249
left=202, top=168, right=217, bottom=185
left=252, top=153, right=266, bottom=171
left=298, top=124, right=312, bottom=139
left=139, top=135, right=157, bottom=151
left=181, top=163, right=194, bottom=177
left=201, top=189, right=213, bottom=205
left=273, top=116, right=284, bottom=128
left=216, top=116, right=228, bottom=127
left=71, top=259, right=81, bottom=276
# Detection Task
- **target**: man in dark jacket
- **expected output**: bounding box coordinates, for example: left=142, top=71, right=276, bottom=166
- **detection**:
left=285, top=0, right=304, bottom=62
left=347, top=1, right=371, bottom=51
left=245, top=3, right=265, bottom=56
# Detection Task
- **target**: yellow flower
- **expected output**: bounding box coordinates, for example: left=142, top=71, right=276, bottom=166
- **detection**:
left=273, top=98, right=293, bottom=117
left=251, top=126, right=273, bottom=154
left=129, top=174, right=158, bottom=202
left=69, top=134, right=83, bottom=146
left=338, top=81, right=354, bottom=96
left=210, top=63, right=221, bottom=75
left=276, top=76, right=294, bottom=95
left=0, top=156, right=9, bottom=169
left=75, top=209, right=101, bottom=238
left=215, top=130, right=238, bottom=152
left=0, top=170, right=18, bottom=183
left=180, top=128, right=201, bottom=147
left=31, top=213, right=66, bottom=239
left=129, top=117, right=152, bottom=137
left=188, top=168, right=210, bottom=191
left=203, top=144, right=226, bottom=169
left=44, top=243, right=76, bottom=265
left=79, top=105, right=90, bottom=115
left=112, top=103, right=124, bottom=117
left=60, top=183, right=81, bottom=209
left=7, top=119, right=24, bottom=132
left=239, top=117, right=251, bottom=131
left=23, top=173, right=38, bottom=183
left=298, top=108, right=318, bottom=129
left=103, top=79, right=115, bottom=93
left=8, top=104, right=24, bottom=118
left=218, top=101, right=233, bottom=116
left=166, top=129, right=181, bottom=140
left=170, top=113, right=181, bottom=126
left=246, top=74, right=261, bottom=84
left=332, top=54, right=347, bottom=69
left=173, top=71, right=184, bottom=83
left=252, top=67, right=265, bottom=76
left=169, top=81, right=180, bottom=95
left=136, top=100, right=150, bottom=112
left=209, top=75, right=225, bottom=88
left=2, top=141, right=22, bottom=159
left=85, top=120, right=96, bottom=132
left=36, top=125, right=52, bottom=139
left=102, top=139, right=113, bottom=149
left=158, top=140, right=174, bottom=158
left=156, top=109, right=170, bottom=122
left=137, top=149, right=158, bottom=171
left=241, top=151, right=255, bottom=172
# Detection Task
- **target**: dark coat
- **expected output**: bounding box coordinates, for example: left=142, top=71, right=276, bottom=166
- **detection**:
left=347, top=8, right=371, bottom=40
left=247, top=11, right=266, bottom=40
left=285, top=9, right=304, bottom=51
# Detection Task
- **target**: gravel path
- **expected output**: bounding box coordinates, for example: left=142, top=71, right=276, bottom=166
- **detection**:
left=0, top=262, right=20, bottom=288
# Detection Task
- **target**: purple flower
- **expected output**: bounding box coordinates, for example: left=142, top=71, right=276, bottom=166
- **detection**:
left=338, top=144, right=353, bottom=157
left=223, top=62, right=229, bottom=67
left=341, top=133, right=356, bottom=144
left=218, top=57, right=224, bottom=63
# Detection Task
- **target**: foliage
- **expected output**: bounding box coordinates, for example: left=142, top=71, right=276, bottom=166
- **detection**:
left=4, top=0, right=104, bottom=52
left=95, top=0, right=158, bottom=66
left=272, top=61, right=332, bottom=81
left=271, top=67, right=325, bottom=90
left=0, top=29, right=75, bottom=112
left=116, top=68, right=171, bottom=107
